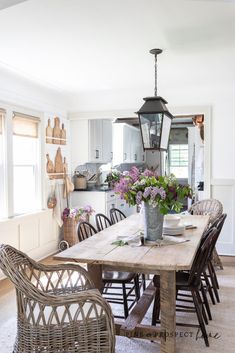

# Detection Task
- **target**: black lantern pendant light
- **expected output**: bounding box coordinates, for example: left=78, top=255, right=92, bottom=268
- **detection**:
left=137, top=49, right=174, bottom=151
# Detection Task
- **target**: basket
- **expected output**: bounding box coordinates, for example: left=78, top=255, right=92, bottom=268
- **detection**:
left=63, top=218, right=78, bottom=247
left=63, top=215, right=89, bottom=247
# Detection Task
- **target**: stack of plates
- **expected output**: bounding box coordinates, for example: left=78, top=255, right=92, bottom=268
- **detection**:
left=163, top=223, right=185, bottom=236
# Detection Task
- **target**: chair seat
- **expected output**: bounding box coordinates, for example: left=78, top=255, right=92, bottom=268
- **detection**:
left=103, top=270, right=136, bottom=283
left=153, top=271, right=200, bottom=290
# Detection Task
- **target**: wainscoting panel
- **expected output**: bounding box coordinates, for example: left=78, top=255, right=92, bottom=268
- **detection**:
left=0, top=210, right=60, bottom=279
left=211, top=179, right=235, bottom=256
left=0, top=222, right=19, bottom=248
left=39, top=211, right=57, bottom=245
left=20, top=218, right=40, bottom=253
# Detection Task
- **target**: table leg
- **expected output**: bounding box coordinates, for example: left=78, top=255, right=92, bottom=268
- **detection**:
left=160, top=270, right=176, bottom=353
left=87, top=263, right=104, bottom=293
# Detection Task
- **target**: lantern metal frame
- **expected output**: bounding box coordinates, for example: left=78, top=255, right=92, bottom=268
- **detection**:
left=136, top=49, right=174, bottom=151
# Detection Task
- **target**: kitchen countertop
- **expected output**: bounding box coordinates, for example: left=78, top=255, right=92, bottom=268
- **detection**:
left=73, top=185, right=113, bottom=192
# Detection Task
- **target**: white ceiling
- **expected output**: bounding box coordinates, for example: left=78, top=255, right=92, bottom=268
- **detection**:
left=0, top=0, right=235, bottom=110
left=0, top=0, right=28, bottom=10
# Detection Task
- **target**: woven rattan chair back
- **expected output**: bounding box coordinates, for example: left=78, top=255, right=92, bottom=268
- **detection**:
left=95, top=213, right=112, bottom=231
left=77, top=221, right=97, bottom=242
left=189, top=198, right=223, bottom=224
left=0, top=244, right=115, bottom=353
left=110, top=208, right=126, bottom=224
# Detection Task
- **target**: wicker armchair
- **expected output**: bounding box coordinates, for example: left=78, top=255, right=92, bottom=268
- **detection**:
left=189, top=199, right=223, bottom=223
left=0, top=244, right=115, bottom=353
left=189, top=198, right=223, bottom=269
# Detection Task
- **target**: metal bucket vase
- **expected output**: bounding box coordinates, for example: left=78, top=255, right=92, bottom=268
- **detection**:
left=143, top=202, right=164, bottom=241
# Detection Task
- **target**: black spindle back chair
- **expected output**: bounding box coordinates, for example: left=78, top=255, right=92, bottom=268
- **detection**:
left=202, top=213, right=227, bottom=303
left=152, top=227, right=218, bottom=347
left=110, top=208, right=126, bottom=225
left=77, top=219, right=140, bottom=319
left=95, top=213, right=112, bottom=231
left=77, top=221, right=97, bottom=242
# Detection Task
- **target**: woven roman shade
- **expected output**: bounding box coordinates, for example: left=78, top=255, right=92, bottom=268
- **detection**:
left=13, top=112, right=40, bottom=138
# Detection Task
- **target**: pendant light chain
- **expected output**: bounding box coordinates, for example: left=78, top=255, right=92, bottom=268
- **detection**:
left=154, top=52, right=158, bottom=97
left=150, top=48, right=162, bottom=96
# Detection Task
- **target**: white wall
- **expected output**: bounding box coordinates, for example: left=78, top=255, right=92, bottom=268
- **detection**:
left=0, top=67, right=69, bottom=274
left=69, top=81, right=235, bottom=180
left=0, top=66, right=68, bottom=115
left=0, top=210, right=60, bottom=279
left=68, top=81, right=235, bottom=255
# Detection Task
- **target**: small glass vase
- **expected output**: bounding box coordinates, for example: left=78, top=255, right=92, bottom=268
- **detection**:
left=143, top=202, right=164, bottom=241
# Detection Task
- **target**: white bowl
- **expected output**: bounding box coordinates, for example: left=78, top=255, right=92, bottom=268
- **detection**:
left=164, top=215, right=181, bottom=227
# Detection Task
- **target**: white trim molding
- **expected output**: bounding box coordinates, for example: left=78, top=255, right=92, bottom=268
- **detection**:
left=211, top=179, right=235, bottom=256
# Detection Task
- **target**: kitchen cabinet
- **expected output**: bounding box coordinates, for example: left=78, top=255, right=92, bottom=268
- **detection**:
left=113, top=123, right=145, bottom=165
left=70, top=119, right=113, bottom=171
left=71, top=190, right=136, bottom=226
left=89, top=119, right=103, bottom=162
left=102, top=119, right=113, bottom=162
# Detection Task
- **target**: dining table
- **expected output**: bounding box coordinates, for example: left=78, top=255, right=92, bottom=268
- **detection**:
left=54, top=213, right=209, bottom=353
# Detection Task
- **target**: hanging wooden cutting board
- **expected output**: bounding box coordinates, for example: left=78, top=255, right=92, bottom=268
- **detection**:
left=54, top=147, right=63, bottom=178
left=46, top=153, right=54, bottom=179
left=53, top=117, right=61, bottom=144
left=60, top=123, right=66, bottom=145
left=46, top=118, right=53, bottom=144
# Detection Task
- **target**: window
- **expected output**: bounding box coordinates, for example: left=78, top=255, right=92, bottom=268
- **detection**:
left=0, top=109, right=6, bottom=217
left=12, top=113, right=40, bottom=215
left=169, top=144, right=189, bottom=178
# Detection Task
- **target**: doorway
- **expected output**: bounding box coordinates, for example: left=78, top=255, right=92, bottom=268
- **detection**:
left=169, top=105, right=211, bottom=201
left=166, top=114, right=205, bottom=203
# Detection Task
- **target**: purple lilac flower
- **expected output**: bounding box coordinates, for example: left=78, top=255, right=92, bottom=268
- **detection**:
left=114, top=177, right=131, bottom=199
left=150, top=187, right=161, bottom=198
left=143, top=186, right=151, bottom=198
left=80, top=214, right=87, bottom=221
left=62, top=207, right=70, bottom=220
left=129, top=166, right=140, bottom=182
left=83, top=205, right=94, bottom=214
left=136, top=191, right=143, bottom=205
left=159, top=187, right=166, bottom=199
left=122, top=171, right=129, bottom=176
left=143, top=169, right=156, bottom=177
left=70, top=209, right=77, bottom=219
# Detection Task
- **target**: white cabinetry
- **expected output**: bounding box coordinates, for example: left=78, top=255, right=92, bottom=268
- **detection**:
left=71, top=190, right=136, bottom=226
left=89, top=119, right=103, bottom=162
left=113, top=123, right=145, bottom=165
left=70, top=119, right=113, bottom=170
left=102, top=119, right=113, bottom=163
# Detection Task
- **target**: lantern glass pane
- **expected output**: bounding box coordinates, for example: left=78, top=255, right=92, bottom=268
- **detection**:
left=139, top=113, right=163, bottom=149
left=160, top=115, right=171, bottom=150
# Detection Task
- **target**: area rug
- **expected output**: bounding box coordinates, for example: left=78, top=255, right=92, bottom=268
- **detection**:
left=1, top=267, right=235, bottom=353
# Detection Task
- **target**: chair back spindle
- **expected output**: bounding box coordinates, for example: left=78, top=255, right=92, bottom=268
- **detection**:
left=95, top=213, right=112, bottom=231
left=110, top=208, right=126, bottom=224
left=77, top=221, right=97, bottom=242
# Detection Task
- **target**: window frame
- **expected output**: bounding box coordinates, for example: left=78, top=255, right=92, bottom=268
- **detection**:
left=168, top=143, right=189, bottom=178
left=0, top=103, right=43, bottom=219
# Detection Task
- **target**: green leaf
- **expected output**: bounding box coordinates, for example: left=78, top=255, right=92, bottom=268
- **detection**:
left=111, top=240, right=128, bottom=246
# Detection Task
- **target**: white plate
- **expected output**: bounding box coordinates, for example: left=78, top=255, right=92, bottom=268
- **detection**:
left=163, top=223, right=185, bottom=231
left=163, top=231, right=184, bottom=236
left=163, top=224, right=185, bottom=236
